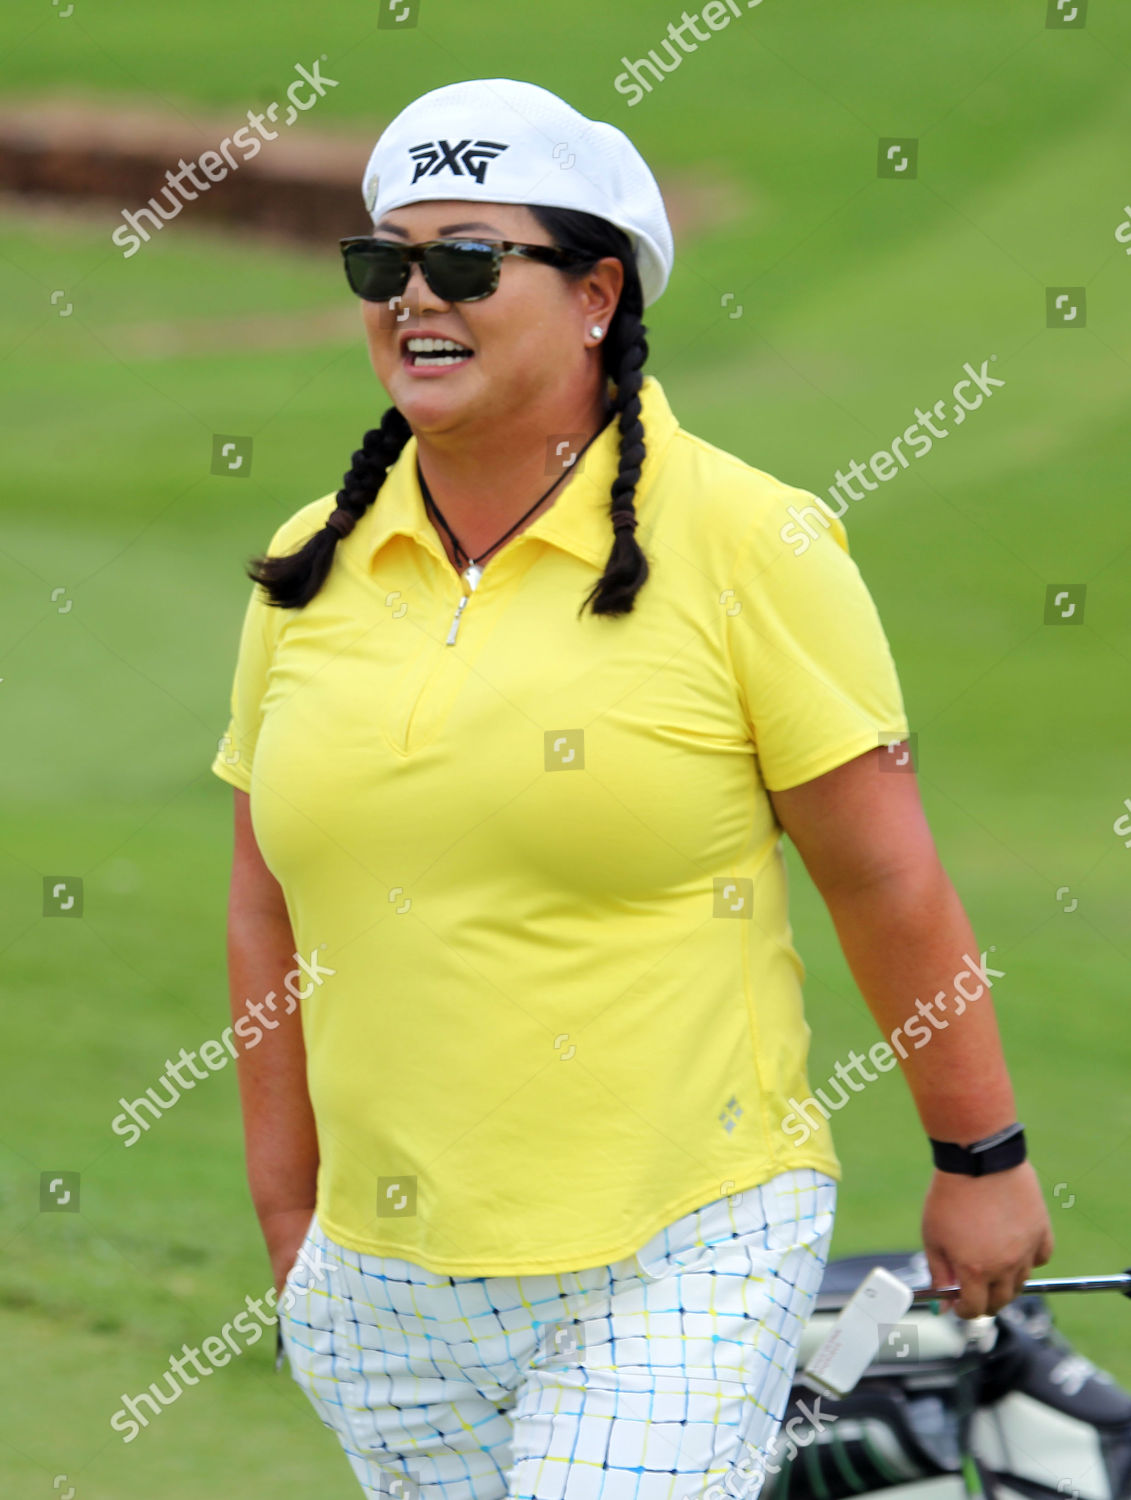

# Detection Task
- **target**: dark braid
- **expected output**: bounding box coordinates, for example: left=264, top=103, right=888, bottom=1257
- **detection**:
left=524, top=204, right=653, bottom=620
left=247, top=406, right=411, bottom=607
left=246, top=206, right=652, bottom=618
left=576, top=266, right=649, bottom=620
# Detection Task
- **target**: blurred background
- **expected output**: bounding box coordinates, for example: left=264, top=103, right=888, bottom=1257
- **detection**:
left=2, top=0, right=1129, bottom=1494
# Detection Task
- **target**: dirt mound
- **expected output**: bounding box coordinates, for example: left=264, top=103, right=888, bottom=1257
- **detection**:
left=0, top=91, right=750, bottom=248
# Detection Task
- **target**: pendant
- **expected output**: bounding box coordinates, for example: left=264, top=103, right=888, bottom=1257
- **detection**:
left=446, top=594, right=470, bottom=646
left=446, top=559, right=482, bottom=646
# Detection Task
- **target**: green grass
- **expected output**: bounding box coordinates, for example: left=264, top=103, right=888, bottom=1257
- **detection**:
left=3, top=1, right=1131, bottom=1493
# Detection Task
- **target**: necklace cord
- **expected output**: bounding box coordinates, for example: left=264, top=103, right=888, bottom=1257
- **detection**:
left=417, top=402, right=618, bottom=572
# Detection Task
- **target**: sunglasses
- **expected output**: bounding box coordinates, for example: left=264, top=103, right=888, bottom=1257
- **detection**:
left=339, top=236, right=590, bottom=305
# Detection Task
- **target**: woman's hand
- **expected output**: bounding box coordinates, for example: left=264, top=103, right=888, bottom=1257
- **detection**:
left=922, top=1161, right=1054, bottom=1319
left=261, top=1204, right=317, bottom=1301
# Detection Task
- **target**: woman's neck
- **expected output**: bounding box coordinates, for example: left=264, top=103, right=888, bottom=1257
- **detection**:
left=414, top=386, right=615, bottom=564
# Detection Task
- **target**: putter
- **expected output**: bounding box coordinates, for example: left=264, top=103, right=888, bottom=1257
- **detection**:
left=911, top=1271, right=1131, bottom=1300
left=800, top=1265, right=1131, bottom=1399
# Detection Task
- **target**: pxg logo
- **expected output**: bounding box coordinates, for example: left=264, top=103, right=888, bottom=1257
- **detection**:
left=409, top=140, right=509, bottom=187
left=377, top=1175, right=417, bottom=1218
left=1044, top=584, right=1086, bottom=625
left=1046, top=0, right=1086, bottom=27
left=43, top=876, right=83, bottom=917
left=211, top=435, right=253, bottom=477
left=545, top=433, right=589, bottom=475
left=378, top=0, right=420, bottom=27
left=41, top=1171, right=81, bottom=1213
left=877, top=1322, right=920, bottom=1362
left=1046, top=288, right=1086, bottom=328
left=878, top=733, right=918, bottom=773
left=545, top=730, right=584, bottom=771
left=714, top=877, right=753, bottom=918
left=877, top=138, right=918, bottom=179
left=539, top=1320, right=585, bottom=1365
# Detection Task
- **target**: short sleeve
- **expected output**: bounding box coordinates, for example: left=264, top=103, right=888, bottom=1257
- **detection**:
left=724, top=485, right=910, bottom=791
left=210, top=498, right=338, bottom=793
left=209, top=575, right=281, bottom=793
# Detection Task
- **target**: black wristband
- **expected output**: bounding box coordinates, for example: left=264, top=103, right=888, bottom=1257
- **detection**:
left=930, top=1122, right=1027, bottom=1177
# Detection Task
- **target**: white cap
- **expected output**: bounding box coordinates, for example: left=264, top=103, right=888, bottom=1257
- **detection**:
left=360, top=78, right=674, bottom=308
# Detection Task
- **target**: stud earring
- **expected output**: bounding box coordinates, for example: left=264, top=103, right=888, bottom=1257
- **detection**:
left=590, top=325, right=603, bottom=340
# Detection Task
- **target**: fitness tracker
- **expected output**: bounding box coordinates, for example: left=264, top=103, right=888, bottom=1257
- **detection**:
left=930, top=1122, right=1027, bottom=1177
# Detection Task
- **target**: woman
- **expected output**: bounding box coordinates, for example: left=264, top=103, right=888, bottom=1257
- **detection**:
left=211, top=77, right=1052, bottom=1500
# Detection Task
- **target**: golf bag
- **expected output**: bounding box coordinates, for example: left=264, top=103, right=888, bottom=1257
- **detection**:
left=755, top=1251, right=1131, bottom=1500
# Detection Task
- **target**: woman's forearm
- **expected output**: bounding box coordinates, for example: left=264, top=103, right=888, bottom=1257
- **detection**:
left=226, top=904, right=320, bottom=1227
left=821, top=859, right=1018, bottom=1143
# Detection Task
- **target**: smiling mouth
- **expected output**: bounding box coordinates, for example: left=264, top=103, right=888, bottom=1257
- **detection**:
left=403, top=338, right=475, bottom=367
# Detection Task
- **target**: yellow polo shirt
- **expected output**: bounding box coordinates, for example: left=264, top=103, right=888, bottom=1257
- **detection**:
left=210, top=374, right=909, bottom=1275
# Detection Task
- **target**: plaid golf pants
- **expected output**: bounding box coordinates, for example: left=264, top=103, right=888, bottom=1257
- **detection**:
left=278, top=1167, right=836, bottom=1500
